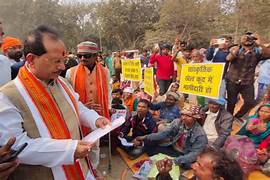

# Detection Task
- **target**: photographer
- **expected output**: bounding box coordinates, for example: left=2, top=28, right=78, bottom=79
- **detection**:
left=226, top=32, right=270, bottom=120
left=206, top=36, right=232, bottom=98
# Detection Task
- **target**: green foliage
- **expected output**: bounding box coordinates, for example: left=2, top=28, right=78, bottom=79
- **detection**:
left=95, top=0, right=160, bottom=50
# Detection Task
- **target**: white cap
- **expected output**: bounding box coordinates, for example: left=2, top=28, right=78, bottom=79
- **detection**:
left=123, top=87, right=134, bottom=94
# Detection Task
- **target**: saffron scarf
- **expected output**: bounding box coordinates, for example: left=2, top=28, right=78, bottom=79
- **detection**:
left=72, top=63, right=110, bottom=135
left=124, top=95, right=136, bottom=113
left=18, top=65, right=85, bottom=180
left=73, top=63, right=110, bottom=118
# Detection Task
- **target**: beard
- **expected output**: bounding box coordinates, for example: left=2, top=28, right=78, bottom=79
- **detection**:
left=8, top=51, right=23, bottom=61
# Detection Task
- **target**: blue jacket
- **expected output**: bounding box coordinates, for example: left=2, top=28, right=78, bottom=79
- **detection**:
left=145, top=119, right=207, bottom=166
left=206, top=47, right=229, bottom=79
left=151, top=102, right=180, bottom=122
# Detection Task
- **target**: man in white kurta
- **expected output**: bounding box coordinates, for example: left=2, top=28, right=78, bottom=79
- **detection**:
left=0, top=22, right=11, bottom=86
left=0, top=25, right=110, bottom=180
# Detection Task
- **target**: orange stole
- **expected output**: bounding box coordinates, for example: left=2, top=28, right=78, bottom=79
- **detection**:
left=18, top=66, right=85, bottom=180
left=124, top=95, right=136, bottom=113
left=72, top=63, right=110, bottom=135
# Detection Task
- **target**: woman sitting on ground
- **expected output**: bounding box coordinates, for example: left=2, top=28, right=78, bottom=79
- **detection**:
left=237, top=103, right=270, bottom=146
left=224, top=103, right=270, bottom=174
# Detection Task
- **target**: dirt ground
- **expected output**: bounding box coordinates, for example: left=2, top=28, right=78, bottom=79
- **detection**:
left=98, top=146, right=134, bottom=180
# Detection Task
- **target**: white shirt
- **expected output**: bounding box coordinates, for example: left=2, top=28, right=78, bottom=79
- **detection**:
left=0, top=54, right=11, bottom=86
left=0, top=76, right=100, bottom=179
left=203, top=110, right=219, bottom=141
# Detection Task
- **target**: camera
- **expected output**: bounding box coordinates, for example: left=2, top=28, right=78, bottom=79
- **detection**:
left=245, top=32, right=257, bottom=46
left=241, top=32, right=257, bottom=47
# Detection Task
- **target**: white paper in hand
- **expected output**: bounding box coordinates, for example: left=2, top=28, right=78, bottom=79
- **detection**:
left=118, top=136, right=134, bottom=147
left=82, top=117, right=125, bottom=143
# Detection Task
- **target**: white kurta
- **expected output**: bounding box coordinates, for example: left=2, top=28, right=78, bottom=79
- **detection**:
left=203, top=110, right=219, bottom=141
left=0, top=76, right=100, bottom=180
left=0, top=55, right=11, bottom=86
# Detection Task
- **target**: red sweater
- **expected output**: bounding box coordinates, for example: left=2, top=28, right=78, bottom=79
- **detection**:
left=150, top=54, right=174, bottom=80
left=259, top=135, right=270, bottom=149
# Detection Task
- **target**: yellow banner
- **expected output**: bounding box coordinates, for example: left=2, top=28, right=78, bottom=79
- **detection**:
left=144, top=67, right=154, bottom=96
left=122, top=59, right=142, bottom=81
left=180, top=63, right=224, bottom=99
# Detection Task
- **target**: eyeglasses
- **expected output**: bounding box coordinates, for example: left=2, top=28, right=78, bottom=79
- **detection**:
left=77, top=54, right=97, bottom=59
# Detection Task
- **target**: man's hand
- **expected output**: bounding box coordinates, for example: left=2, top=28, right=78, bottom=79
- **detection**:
left=227, top=46, right=239, bottom=61
left=131, top=139, right=142, bottom=147
left=0, top=137, right=16, bottom=157
left=152, top=47, right=160, bottom=54
left=118, top=132, right=124, bottom=138
left=209, top=39, right=217, bottom=47
left=0, top=161, right=18, bottom=180
left=0, top=137, right=19, bottom=180
left=230, top=46, right=239, bottom=56
left=254, top=33, right=263, bottom=46
left=74, top=141, right=94, bottom=160
left=85, top=103, right=102, bottom=113
left=95, top=117, right=111, bottom=129
left=156, top=158, right=173, bottom=175
left=257, top=123, right=267, bottom=133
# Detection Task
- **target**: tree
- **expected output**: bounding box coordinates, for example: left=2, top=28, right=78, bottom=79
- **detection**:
left=95, top=0, right=160, bottom=50
left=144, top=0, right=223, bottom=48
left=0, top=0, right=93, bottom=49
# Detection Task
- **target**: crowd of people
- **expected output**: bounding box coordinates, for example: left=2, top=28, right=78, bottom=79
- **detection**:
left=0, top=20, right=270, bottom=180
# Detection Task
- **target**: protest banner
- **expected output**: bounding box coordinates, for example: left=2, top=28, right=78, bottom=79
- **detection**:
left=111, top=109, right=127, bottom=122
left=144, top=67, right=154, bottom=96
left=180, top=63, right=224, bottom=99
left=121, top=59, right=142, bottom=81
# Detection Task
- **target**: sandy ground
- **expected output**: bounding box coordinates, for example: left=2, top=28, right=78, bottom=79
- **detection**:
left=98, top=146, right=134, bottom=180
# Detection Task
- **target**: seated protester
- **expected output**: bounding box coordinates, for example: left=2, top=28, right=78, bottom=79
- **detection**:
left=112, top=88, right=123, bottom=99
left=223, top=103, right=270, bottom=173
left=136, top=106, right=207, bottom=169
left=257, top=136, right=270, bottom=176
left=123, top=87, right=138, bottom=113
left=156, top=148, right=243, bottom=180
left=111, top=97, right=128, bottom=119
left=119, top=99, right=157, bottom=158
left=237, top=103, right=270, bottom=146
left=200, top=98, right=233, bottom=149
left=151, top=91, right=181, bottom=124
left=136, top=83, right=151, bottom=101
left=111, top=74, right=120, bottom=90
left=111, top=97, right=126, bottom=110
left=111, top=97, right=127, bottom=154
left=155, top=82, right=185, bottom=109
